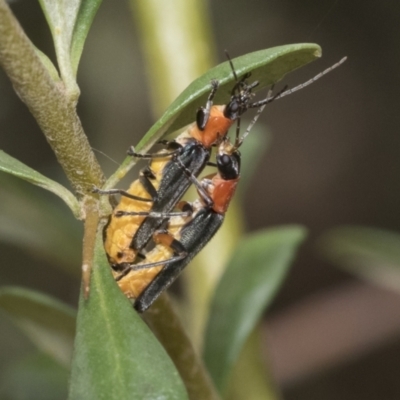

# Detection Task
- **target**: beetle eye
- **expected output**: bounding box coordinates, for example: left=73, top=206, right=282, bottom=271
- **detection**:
left=217, top=151, right=240, bottom=180
left=224, top=99, right=240, bottom=119
left=229, top=101, right=239, bottom=112
left=220, top=154, right=230, bottom=165
left=229, top=101, right=240, bottom=115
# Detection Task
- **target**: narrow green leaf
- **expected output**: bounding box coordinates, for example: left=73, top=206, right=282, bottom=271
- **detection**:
left=0, top=175, right=81, bottom=277
left=226, top=329, right=280, bottom=400
left=318, top=226, right=400, bottom=291
left=38, top=0, right=80, bottom=44
left=105, top=44, right=321, bottom=188
left=0, top=150, right=80, bottom=218
left=203, top=226, right=307, bottom=393
left=35, top=47, right=61, bottom=82
left=70, top=0, right=103, bottom=75
left=68, top=229, right=188, bottom=400
left=0, top=352, right=69, bottom=400
left=140, top=44, right=321, bottom=147
left=0, top=287, right=76, bottom=367
left=39, top=0, right=102, bottom=78
left=38, top=0, right=80, bottom=89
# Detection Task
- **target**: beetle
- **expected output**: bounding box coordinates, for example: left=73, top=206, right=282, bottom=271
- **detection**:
left=109, top=56, right=348, bottom=311
left=97, top=67, right=277, bottom=269
left=98, top=55, right=347, bottom=278
left=115, top=136, right=242, bottom=312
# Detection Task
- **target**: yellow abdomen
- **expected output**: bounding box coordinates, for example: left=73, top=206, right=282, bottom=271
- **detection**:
left=104, top=155, right=170, bottom=265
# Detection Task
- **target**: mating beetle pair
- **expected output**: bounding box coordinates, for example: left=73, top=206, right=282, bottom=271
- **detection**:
left=96, top=55, right=347, bottom=312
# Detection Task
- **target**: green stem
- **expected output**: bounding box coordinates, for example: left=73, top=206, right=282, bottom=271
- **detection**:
left=130, top=0, right=216, bottom=115
left=0, top=0, right=104, bottom=196
left=143, top=294, right=220, bottom=400
left=81, top=197, right=101, bottom=298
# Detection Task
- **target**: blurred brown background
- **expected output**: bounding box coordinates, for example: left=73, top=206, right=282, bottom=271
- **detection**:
left=1, top=0, right=400, bottom=399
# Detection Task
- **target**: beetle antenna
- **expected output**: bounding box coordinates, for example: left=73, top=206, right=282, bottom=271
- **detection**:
left=235, top=85, right=286, bottom=148
left=275, top=56, right=347, bottom=100
left=251, top=57, right=347, bottom=107
left=251, top=56, right=347, bottom=108
left=225, top=49, right=238, bottom=82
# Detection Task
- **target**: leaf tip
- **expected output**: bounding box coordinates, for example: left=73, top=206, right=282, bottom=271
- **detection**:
left=314, top=48, right=322, bottom=58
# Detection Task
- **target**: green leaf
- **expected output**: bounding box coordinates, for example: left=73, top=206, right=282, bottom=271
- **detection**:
left=38, top=0, right=79, bottom=83
left=35, top=47, right=61, bottom=81
left=38, top=0, right=102, bottom=85
left=203, top=226, right=307, bottom=393
left=318, top=226, right=400, bottom=291
left=226, top=329, right=280, bottom=400
left=0, top=352, right=69, bottom=400
left=70, top=0, right=103, bottom=75
left=105, top=44, right=321, bottom=188
left=68, top=229, right=188, bottom=400
left=39, top=0, right=80, bottom=46
left=0, top=287, right=76, bottom=367
left=0, top=150, right=80, bottom=218
left=140, top=44, right=321, bottom=148
left=0, top=175, right=81, bottom=277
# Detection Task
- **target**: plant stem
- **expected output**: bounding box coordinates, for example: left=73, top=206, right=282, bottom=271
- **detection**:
left=143, top=294, right=220, bottom=400
left=130, top=0, right=216, bottom=116
left=81, top=197, right=101, bottom=298
left=0, top=0, right=104, bottom=196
